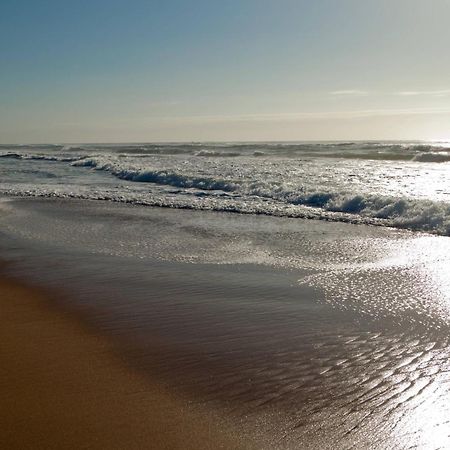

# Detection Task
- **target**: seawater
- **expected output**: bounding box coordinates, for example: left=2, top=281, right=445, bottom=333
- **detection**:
left=1, top=141, right=450, bottom=235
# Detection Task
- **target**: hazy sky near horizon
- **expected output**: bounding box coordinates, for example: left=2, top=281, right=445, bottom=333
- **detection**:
left=1, top=0, right=450, bottom=143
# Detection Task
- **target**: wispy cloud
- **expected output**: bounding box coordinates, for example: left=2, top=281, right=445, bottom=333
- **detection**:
left=149, top=106, right=450, bottom=124
left=330, top=89, right=450, bottom=98
left=330, top=90, right=369, bottom=96
left=396, top=89, right=450, bottom=97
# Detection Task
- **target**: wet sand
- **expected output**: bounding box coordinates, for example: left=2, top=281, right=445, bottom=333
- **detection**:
left=0, top=275, right=247, bottom=450
left=2, top=197, right=450, bottom=448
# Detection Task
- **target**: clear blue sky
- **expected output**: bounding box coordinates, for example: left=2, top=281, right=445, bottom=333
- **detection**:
left=1, top=0, right=450, bottom=143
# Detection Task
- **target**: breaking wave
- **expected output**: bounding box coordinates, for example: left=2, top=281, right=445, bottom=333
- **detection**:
left=413, top=152, right=450, bottom=163
left=2, top=141, right=450, bottom=236
left=72, top=158, right=240, bottom=191
left=3, top=182, right=450, bottom=236
left=69, top=157, right=450, bottom=235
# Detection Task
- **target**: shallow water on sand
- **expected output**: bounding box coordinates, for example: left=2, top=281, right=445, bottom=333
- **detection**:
left=1, top=197, right=450, bottom=448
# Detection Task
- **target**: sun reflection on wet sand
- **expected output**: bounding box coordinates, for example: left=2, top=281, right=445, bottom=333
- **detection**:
left=313, top=235, right=450, bottom=330
left=294, top=234, right=450, bottom=448
left=399, top=371, right=450, bottom=449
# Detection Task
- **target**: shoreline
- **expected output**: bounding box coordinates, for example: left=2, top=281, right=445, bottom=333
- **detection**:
left=0, top=273, right=248, bottom=449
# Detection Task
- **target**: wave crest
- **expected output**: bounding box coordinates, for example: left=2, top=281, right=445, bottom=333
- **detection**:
left=413, top=152, right=450, bottom=163
left=0, top=152, right=81, bottom=162
left=73, top=158, right=240, bottom=192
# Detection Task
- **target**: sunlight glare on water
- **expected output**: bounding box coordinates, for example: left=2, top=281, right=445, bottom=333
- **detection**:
left=308, top=234, right=450, bottom=332
left=394, top=345, right=450, bottom=449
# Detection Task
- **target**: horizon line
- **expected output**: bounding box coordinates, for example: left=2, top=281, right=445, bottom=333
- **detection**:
left=1, top=138, right=446, bottom=146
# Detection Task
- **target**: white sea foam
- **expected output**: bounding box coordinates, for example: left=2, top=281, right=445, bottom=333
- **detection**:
left=1, top=142, right=450, bottom=235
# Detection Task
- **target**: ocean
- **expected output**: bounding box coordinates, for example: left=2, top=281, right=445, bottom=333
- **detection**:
left=1, top=141, right=450, bottom=235
left=1, top=141, right=450, bottom=448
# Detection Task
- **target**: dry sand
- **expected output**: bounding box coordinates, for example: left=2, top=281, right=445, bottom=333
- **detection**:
left=0, top=275, right=248, bottom=450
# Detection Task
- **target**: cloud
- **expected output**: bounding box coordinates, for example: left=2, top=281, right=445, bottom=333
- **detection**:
left=148, top=106, right=450, bottom=124
left=396, top=89, right=450, bottom=97
left=331, top=89, right=450, bottom=98
left=330, top=90, right=369, bottom=96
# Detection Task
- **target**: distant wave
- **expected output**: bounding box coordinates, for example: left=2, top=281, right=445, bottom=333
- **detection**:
left=0, top=144, right=64, bottom=151
left=195, top=150, right=241, bottom=157
left=2, top=141, right=450, bottom=162
left=0, top=153, right=22, bottom=159
left=0, top=152, right=80, bottom=162
left=413, top=152, right=450, bottom=163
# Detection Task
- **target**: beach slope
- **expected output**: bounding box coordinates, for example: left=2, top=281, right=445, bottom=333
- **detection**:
left=0, top=275, right=244, bottom=450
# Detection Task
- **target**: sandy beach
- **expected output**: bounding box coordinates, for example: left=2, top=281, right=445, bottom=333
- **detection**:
left=0, top=274, right=247, bottom=450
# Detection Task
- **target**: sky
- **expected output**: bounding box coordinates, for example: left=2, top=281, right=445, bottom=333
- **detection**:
left=1, top=0, right=450, bottom=143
